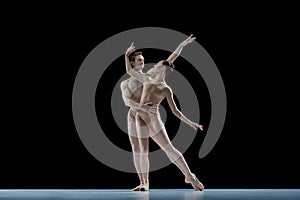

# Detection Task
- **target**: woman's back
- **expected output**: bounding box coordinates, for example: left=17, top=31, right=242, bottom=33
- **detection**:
left=140, top=82, right=169, bottom=105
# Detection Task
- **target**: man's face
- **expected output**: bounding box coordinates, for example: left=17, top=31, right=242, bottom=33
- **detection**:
left=132, top=55, right=144, bottom=71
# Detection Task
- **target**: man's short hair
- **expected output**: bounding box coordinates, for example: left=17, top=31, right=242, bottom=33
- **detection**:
left=129, top=51, right=142, bottom=62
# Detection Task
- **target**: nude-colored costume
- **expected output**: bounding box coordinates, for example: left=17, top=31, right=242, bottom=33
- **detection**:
left=128, top=104, right=163, bottom=138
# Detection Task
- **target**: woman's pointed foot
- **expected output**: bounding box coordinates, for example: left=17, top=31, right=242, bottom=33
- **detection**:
left=185, top=174, right=204, bottom=191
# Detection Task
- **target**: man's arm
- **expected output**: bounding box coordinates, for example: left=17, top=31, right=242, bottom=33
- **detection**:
left=125, top=42, right=135, bottom=73
left=120, top=81, right=141, bottom=109
left=120, top=81, right=154, bottom=112
left=125, top=42, right=150, bottom=83
left=164, top=87, right=203, bottom=131
left=166, top=34, right=196, bottom=63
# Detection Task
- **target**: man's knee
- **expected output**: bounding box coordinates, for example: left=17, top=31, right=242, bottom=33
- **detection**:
left=139, top=142, right=148, bottom=154
left=132, top=144, right=140, bottom=153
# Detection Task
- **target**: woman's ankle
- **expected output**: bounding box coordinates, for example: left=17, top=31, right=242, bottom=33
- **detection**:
left=185, top=173, right=194, bottom=180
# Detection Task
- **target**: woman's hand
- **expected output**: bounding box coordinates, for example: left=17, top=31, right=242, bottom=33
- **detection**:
left=190, top=122, right=203, bottom=131
left=181, top=34, right=196, bottom=47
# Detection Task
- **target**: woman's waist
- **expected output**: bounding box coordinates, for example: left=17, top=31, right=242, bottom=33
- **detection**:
left=130, top=103, right=159, bottom=114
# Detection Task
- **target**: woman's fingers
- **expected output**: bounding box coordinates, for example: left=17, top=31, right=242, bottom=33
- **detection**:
left=198, top=125, right=203, bottom=131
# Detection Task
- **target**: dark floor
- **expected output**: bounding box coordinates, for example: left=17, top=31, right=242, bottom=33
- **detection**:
left=0, top=189, right=300, bottom=200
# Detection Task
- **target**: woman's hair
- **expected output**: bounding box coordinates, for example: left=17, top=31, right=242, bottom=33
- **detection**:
left=159, top=60, right=175, bottom=75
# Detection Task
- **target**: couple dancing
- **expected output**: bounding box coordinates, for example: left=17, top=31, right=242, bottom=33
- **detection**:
left=120, top=34, right=204, bottom=191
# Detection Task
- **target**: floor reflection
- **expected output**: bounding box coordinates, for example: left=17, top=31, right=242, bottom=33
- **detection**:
left=0, top=189, right=299, bottom=200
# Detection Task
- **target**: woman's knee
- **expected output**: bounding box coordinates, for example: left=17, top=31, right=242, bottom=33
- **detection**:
left=162, top=143, right=176, bottom=153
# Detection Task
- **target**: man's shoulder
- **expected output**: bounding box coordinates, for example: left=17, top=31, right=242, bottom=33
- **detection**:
left=121, top=78, right=131, bottom=84
left=120, top=78, right=134, bottom=88
left=120, top=79, right=128, bottom=88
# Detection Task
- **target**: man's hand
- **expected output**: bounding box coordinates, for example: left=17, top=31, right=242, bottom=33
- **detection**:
left=140, top=102, right=157, bottom=114
left=126, top=42, right=135, bottom=57
left=181, top=34, right=196, bottom=47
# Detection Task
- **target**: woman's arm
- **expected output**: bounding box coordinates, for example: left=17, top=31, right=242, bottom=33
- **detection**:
left=164, top=87, right=203, bottom=131
left=166, top=34, right=196, bottom=63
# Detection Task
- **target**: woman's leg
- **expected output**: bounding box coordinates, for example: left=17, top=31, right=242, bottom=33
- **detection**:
left=151, top=129, right=193, bottom=178
left=149, top=115, right=204, bottom=190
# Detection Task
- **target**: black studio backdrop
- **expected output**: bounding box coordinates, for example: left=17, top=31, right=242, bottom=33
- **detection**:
left=1, top=1, right=299, bottom=189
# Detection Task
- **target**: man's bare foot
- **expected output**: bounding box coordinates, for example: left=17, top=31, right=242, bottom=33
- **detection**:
left=185, top=174, right=204, bottom=191
left=140, top=182, right=149, bottom=191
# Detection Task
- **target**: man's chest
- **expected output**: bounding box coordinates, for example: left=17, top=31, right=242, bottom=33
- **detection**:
left=127, top=79, right=143, bottom=93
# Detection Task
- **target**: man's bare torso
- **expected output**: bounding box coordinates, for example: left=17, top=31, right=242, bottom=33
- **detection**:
left=123, top=77, right=143, bottom=103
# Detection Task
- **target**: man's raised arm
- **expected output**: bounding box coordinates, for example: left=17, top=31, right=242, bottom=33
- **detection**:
left=125, top=42, right=135, bottom=73
left=125, top=42, right=150, bottom=83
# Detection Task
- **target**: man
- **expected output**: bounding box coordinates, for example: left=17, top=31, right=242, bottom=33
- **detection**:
left=120, top=34, right=196, bottom=191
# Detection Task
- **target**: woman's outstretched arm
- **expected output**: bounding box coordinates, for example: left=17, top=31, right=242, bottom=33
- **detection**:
left=146, top=34, right=196, bottom=75
left=164, top=86, right=203, bottom=131
left=166, top=34, right=196, bottom=63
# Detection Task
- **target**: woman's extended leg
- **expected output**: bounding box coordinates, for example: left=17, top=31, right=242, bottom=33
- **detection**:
left=149, top=115, right=204, bottom=191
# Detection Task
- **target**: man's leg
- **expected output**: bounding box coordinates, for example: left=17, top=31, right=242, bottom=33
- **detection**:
left=135, top=113, right=150, bottom=191
left=128, top=109, right=143, bottom=191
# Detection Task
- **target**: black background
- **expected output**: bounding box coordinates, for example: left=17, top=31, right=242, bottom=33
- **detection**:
left=1, top=1, right=299, bottom=189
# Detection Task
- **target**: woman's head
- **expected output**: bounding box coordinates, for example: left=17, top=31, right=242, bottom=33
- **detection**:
left=153, top=60, right=175, bottom=77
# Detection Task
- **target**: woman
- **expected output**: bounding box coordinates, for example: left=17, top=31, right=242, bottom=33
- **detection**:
left=125, top=42, right=204, bottom=191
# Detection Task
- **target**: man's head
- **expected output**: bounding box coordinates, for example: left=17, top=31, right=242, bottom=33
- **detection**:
left=129, top=51, right=144, bottom=71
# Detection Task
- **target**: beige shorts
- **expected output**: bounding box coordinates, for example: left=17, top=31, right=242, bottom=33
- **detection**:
left=127, top=105, right=166, bottom=138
